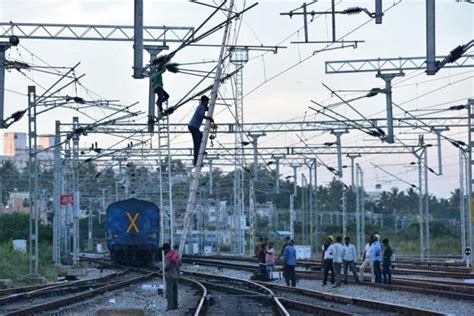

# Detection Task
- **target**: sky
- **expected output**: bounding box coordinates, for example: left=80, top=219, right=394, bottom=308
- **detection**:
left=0, top=0, right=473, bottom=198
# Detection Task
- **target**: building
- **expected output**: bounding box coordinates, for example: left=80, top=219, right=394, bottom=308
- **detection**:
left=3, top=132, right=27, bottom=157
left=2, top=132, right=54, bottom=168
left=0, top=191, right=29, bottom=214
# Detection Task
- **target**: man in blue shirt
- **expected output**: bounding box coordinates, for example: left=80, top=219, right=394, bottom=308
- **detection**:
left=188, top=96, right=213, bottom=166
left=283, top=239, right=297, bottom=287
left=372, top=234, right=382, bottom=283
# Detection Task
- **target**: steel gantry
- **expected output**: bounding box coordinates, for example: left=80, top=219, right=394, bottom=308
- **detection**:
left=325, top=54, right=474, bottom=144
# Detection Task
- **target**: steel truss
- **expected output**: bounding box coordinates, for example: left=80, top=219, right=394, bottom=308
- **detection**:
left=0, top=22, right=194, bottom=43
left=325, top=55, right=474, bottom=74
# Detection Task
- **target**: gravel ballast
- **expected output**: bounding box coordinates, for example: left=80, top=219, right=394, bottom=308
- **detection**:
left=183, top=264, right=474, bottom=315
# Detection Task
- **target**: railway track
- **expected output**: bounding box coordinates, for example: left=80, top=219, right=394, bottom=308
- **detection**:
left=0, top=269, right=156, bottom=316
left=184, top=255, right=473, bottom=278
left=182, top=257, right=474, bottom=301
left=182, top=270, right=447, bottom=315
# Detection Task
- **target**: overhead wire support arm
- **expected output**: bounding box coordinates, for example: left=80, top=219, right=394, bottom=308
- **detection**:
left=280, top=0, right=376, bottom=44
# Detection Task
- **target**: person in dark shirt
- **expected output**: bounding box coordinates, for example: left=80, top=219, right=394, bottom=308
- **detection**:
left=382, top=238, right=393, bottom=284
left=258, top=241, right=268, bottom=280
left=188, top=95, right=213, bottom=166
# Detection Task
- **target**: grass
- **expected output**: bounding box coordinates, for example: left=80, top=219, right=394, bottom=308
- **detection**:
left=0, top=241, right=58, bottom=286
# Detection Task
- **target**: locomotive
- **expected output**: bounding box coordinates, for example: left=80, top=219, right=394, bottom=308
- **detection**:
left=106, top=198, right=160, bottom=264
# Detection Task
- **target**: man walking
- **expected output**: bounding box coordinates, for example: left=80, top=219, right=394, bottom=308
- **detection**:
left=331, top=236, right=344, bottom=287
left=382, top=238, right=393, bottom=284
left=321, top=235, right=335, bottom=286
left=359, top=235, right=374, bottom=283
left=342, top=236, right=360, bottom=285
left=162, top=243, right=180, bottom=311
left=283, top=240, right=297, bottom=287
left=372, top=234, right=382, bottom=283
left=188, top=96, right=213, bottom=166
left=277, top=236, right=290, bottom=281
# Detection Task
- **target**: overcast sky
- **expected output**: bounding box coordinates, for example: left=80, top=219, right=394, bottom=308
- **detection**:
left=1, top=0, right=473, bottom=198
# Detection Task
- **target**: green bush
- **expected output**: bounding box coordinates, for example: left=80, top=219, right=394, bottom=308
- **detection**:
left=0, top=242, right=57, bottom=285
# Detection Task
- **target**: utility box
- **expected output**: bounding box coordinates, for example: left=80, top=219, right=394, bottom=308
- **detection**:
left=192, top=243, right=199, bottom=255
left=294, top=245, right=311, bottom=259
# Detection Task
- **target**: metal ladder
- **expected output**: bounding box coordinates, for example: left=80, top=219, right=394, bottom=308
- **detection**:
left=158, top=102, right=174, bottom=246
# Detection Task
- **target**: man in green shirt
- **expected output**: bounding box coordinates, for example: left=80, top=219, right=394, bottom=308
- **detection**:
left=150, top=55, right=171, bottom=115
left=382, top=238, right=393, bottom=284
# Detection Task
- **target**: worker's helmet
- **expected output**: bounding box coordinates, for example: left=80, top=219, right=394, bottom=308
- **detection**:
left=327, top=235, right=334, bottom=242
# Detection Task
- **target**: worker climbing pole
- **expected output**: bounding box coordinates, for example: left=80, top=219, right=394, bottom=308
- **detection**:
left=178, top=0, right=235, bottom=256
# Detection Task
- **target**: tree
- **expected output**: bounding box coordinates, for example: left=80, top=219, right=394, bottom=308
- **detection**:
left=0, top=160, right=20, bottom=204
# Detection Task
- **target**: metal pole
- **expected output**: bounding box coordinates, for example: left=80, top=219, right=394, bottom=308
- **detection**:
left=291, top=165, right=299, bottom=196
left=290, top=193, right=295, bottom=239
left=342, top=187, right=347, bottom=238
left=308, top=162, right=314, bottom=252
left=72, top=116, right=80, bottom=266
left=302, top=173, right=307, bottom=245
left=331, top=0, right=336, bottom=42
left=424, top=148, right=430, bottom=261
left=332, top=130, right=348, bottom=176
left=53, top=120, right=61, bottom=265
left=249, top=175, right=256, bottom=255
left=133, top=0, right=144, bottom=79
left=0, top=44, right=9, bottom=128
left=375, top=0, right=383, bottom=24
left=468, top=99, right=474, bottom=270
left=460, top=149, right=467, bottom=262
left=27, top=85, right=39, bottom=275
left=88, top=204, right=93, bottom=250
left=426, top=0, right=437, bottom=75
left=314, top=159, right=319, bottom=254
left=209, top=158, right=214, bottom=195
left=376, top=73, right=404, bottom=144
left=360, top=166, right=366, bottom=253
left=275, top=157, right=281, bottom=193
left=355, top=163, right=361, bottom=257
left=303, top=2, right=309, bottom=42
left=417, top=151, right=425, bottom=261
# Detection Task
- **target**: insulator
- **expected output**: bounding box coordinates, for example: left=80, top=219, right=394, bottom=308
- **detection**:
left=344, top=7, right=363, bottom=15
left=447, top=45, right=465, bottom=63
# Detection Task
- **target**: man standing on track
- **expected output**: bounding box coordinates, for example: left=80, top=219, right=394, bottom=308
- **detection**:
left=342, top=236, right=361, bottom=285
left=277, top=236, right=291, bottom=281
left=162, top=243, right=180, bottom=311
left=382, top=238, right=393, bottom=284
left=359, top=235, right=375, bottom=283
left=321, top=235, right=335, bottom=286
left=283, top=239, right=297, bottom=287
left=372, top=234, right=382, bottom=283
left=332, top=236, right=344, bottom=287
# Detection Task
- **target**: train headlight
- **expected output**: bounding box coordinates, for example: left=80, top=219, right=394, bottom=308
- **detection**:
left=147, top=233, right=157, bottom=239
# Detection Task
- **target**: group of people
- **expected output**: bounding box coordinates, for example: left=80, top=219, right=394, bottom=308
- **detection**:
left=322, top=234, right=393, bottom=287
left=255, top=236, right=298, bottom=287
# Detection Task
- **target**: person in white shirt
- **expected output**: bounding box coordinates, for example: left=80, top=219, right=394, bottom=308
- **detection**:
left=359, top=235, right=375, bottom=283
left=331, top=236, right=344, bottom=287
left=342, top=236, right=361, bottom=285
